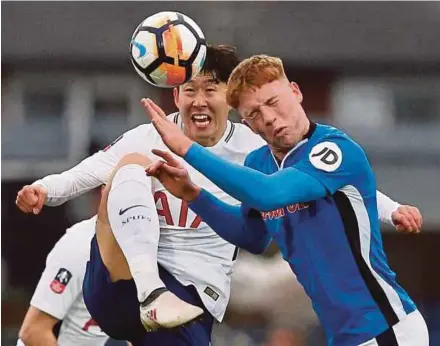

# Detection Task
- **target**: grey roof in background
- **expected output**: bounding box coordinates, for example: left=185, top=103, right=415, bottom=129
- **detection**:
left=2, top=2, right=440, bottom=67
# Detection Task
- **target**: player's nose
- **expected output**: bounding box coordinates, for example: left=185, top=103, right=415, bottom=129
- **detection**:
left=192, top=93, right=208, bottom=107
left=261, top=107, right=276, bottom=126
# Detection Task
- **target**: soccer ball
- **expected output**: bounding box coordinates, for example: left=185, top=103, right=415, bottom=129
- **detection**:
left=130, top=11, right=207, bottom=88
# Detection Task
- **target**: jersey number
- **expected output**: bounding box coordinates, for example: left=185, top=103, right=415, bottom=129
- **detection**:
left=154, top=191, right=202, bottom=228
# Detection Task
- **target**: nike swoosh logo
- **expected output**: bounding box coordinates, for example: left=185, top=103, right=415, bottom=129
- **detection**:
left=119, top=205, right=149, bottom=215
left=131, top=40, right=147, bottom=58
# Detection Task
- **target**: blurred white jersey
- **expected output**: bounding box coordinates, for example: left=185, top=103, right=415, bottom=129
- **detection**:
left=19, top=217, right=109, bottom=346
left=34, top=113, right=265, bottom=321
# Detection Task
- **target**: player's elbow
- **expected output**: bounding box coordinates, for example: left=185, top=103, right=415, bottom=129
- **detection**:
left=19, top=325, right=54, bottom=345
left=250, top=193, right=287, bottom=212
left=244, top=191, right=275, bottom=212
left=19, top=324, right=40, bottom=344
left=19, top=307, right=58, bottom=345
left=245, top=181, right=292, bottom=211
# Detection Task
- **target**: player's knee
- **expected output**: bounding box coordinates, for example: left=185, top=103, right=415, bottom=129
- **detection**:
left=100, top=153, right=153, bottom=220
left=101, top=152, right=151, bottom=198
left=116, top=152, right=152, bottom=171
left=104, top=152, right=152, bottom=189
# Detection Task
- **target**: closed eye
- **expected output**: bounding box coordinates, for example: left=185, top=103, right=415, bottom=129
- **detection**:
left=267, top=98, right=278, bottom=106
left=246, top=110, right=259, bottom=120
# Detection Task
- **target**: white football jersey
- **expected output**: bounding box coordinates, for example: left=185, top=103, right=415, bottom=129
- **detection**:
left=34, top=113, right=265, bottom=321
left=20, top=217, right=109, bottom=346
left=33, top=113, right=396, bottom=321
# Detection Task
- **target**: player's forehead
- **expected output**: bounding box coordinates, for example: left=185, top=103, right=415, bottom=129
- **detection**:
left=181, top=73, right=223, bottom=88
left=239, top=82, right=279, bottom=111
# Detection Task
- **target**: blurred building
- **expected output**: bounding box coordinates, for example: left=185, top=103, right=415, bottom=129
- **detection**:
left=2, top=2, right=440, bottom=345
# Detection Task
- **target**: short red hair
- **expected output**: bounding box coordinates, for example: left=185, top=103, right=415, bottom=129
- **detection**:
left=226, top=55, right=285, bottom=109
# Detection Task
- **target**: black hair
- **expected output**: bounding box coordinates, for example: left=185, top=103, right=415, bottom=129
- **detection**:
left=200, top=44, right=240, bottom=83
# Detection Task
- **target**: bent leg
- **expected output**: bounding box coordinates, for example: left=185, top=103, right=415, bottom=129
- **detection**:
left=88, top=152, right=203, bottom=333
left=97, top=152, right=164, bottom=301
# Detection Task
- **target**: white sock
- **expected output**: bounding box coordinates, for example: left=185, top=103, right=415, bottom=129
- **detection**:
left=107, top=164, right=165, bottom=302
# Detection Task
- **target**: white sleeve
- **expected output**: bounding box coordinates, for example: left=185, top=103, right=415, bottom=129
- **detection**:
left=30, top=233, right=85, bottom=320
left=32, top=124, right=154, bottom=206
left=376, top=190, right=401, bottom=226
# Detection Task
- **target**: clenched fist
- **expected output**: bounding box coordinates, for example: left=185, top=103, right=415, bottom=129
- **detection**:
left=392, top=205, right=423, bottom=234
left=16, top=185, right=48, bottom=214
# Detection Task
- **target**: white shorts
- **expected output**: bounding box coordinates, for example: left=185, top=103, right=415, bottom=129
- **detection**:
left=359, top=310, right=429, bottom=346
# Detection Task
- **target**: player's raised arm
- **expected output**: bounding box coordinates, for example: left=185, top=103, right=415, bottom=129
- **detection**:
left=16, top=124, right=155, bottom=213
left=184, top=142, right=330, bottom=211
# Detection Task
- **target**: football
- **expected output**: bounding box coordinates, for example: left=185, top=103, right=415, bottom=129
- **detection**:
left=130, top=11, right=207, bottom=88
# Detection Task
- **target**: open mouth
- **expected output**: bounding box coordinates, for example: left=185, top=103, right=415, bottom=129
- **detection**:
left=273, top=126, right=287, bottom=137
left=191, top=114, right=212, bottom=128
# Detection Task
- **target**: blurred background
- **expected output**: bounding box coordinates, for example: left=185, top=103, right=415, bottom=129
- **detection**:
left=2, top=2, right=440, bottom=345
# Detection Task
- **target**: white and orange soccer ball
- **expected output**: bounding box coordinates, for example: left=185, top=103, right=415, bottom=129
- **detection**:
left=130, top=11, right=207, bottom=88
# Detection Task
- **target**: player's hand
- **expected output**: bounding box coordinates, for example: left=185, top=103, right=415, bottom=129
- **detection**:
left=141, top=98, right=193, bottom=157
left=392, top=205, right=423, bottom=234
left=147, top=149, right=201, bottom=202
left=16, top=185, right=48, bottom=214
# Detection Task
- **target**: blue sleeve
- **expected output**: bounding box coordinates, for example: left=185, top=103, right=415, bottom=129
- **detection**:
left=293, top=136, right=372, bottom=195
left=188, top=189, right=271, bottom=254
left=184, top=143, right=327, bottom=211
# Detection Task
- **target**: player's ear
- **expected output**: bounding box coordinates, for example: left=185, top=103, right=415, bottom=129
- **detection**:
left=290, top=82, right=303, bottom=104
left=173, top=87, right=180, bottom=108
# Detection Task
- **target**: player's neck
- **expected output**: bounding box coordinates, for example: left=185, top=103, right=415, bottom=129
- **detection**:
left=194, top=136, right=222, bottom=147
left=271, top=119, right=311, bottom=162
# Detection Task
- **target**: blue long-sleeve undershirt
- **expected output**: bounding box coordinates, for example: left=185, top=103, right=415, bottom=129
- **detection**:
left=185, top=143, right=327, bottom=211
left=189, top=189, right=271, bottom=254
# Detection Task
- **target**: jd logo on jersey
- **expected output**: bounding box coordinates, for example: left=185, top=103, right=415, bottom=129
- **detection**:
left=309, top=141, right=342, bottom=172
left=50, top=268, right=72, bottom=294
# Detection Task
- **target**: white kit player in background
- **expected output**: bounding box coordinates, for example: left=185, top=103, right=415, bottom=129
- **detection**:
left=17, top=217, right=110, bottom=346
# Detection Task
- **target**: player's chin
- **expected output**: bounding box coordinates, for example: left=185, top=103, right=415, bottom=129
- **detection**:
left=279, top=134, right=298, bottom=148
